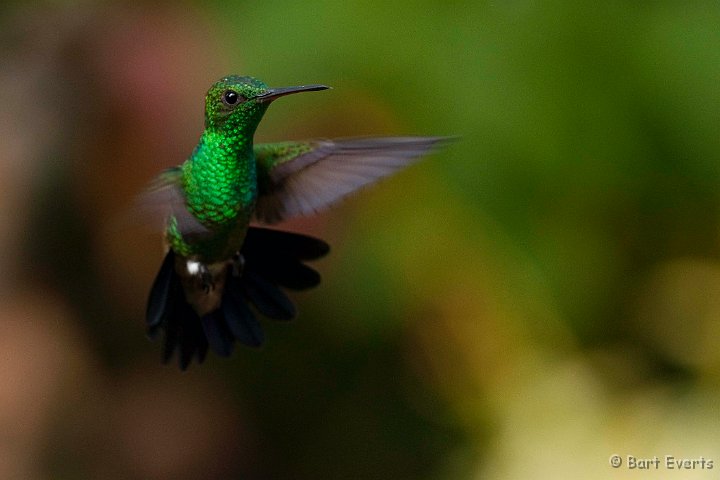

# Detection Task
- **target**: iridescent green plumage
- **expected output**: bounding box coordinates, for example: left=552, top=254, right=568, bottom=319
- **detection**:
left=167, top=76, right=268, bottom=261
left=145, top=75, right=450, bottom=369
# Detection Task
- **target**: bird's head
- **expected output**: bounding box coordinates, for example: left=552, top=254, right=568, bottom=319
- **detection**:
left=204, top=75, right=329, bottom=134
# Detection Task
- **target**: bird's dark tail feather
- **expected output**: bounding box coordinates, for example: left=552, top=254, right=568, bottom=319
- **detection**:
left=146, top=227, right=329, bottom=370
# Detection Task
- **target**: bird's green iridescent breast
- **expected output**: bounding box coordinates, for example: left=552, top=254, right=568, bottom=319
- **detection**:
left=167, top=132, right=258, bottom=261
left=184, top=134, right=257, bottom=224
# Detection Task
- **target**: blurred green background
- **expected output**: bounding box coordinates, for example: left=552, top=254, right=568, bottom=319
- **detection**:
left=1, top=1, right=720, bottom=479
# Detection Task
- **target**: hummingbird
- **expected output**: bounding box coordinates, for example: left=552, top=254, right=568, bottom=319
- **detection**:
left=145, top=75, right=448, bottom=369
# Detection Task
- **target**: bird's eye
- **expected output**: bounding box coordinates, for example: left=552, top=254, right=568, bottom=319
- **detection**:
left=222, top=90, right=245, bottom=106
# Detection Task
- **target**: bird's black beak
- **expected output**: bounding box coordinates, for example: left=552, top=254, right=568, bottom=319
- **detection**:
left=255, top=84, right=330, bottom=103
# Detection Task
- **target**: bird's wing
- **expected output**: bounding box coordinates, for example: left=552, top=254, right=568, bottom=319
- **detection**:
left=138, top=166, right=209, bottom=237
left=253, top=136, right=450, bottom=224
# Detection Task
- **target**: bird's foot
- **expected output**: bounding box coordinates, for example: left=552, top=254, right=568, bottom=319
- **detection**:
left=200, top=266, right=214, bottom=294
left=186, top=259, right=215, bottom=293
left=231, top=253, right=245, bottom=277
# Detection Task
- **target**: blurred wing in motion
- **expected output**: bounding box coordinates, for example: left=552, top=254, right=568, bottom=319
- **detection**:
left=137, top=167, right=209, bottom=239
left=253, top=136, right=452, bottom=224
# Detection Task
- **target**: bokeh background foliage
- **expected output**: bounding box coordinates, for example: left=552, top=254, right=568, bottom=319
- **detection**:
left=1, top=1, right=720, bottom=479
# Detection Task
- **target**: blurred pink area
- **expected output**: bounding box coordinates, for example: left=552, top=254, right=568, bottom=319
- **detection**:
left=0, top=4, right=257, bottom=478
left=0, top=293, right=86, bottom=480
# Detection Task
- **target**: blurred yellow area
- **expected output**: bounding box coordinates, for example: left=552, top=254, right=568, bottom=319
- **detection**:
left=1, top=1, right=720, bottom=479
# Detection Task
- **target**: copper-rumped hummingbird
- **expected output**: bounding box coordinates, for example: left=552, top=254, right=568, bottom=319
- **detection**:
left=145, top=75, right=448, bottom=369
